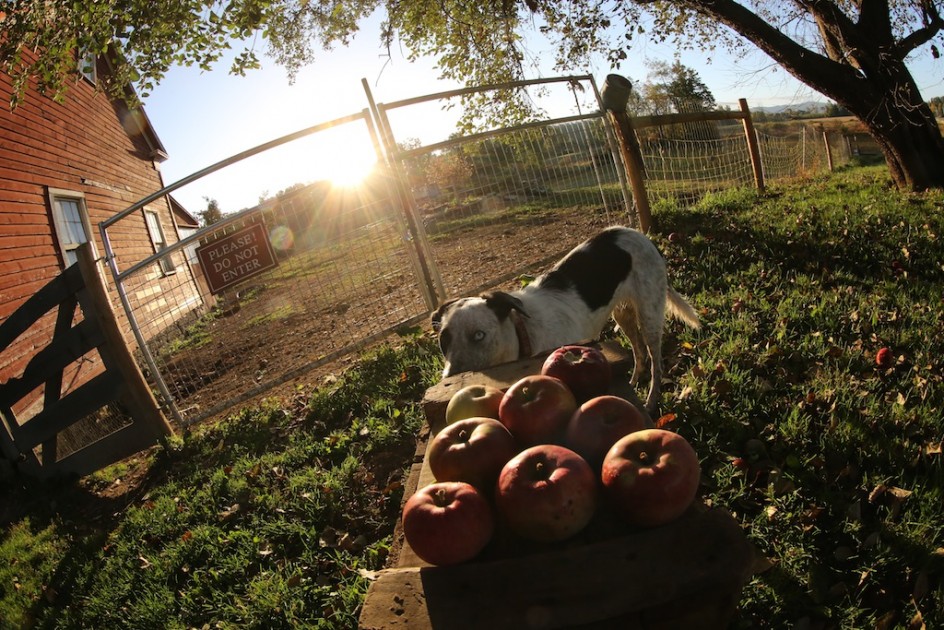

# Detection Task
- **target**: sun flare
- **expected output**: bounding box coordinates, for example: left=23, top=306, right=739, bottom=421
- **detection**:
left=313, top=127, right=379, bottom=188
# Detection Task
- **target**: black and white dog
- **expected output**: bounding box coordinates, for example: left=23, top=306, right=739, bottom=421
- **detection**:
left=431, top=226, right=701, bottom=414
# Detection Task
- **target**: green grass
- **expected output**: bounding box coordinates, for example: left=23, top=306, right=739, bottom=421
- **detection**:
left=650, top=166, right=944, bottom=628
left=2, top=165, right=942, bottom=628
left=243, top=304, right=297, bottom=328
left=159, top=309, right=219, bottom=356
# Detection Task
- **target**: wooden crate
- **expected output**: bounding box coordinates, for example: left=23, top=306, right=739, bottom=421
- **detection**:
left=359, top=342, right=755, bottom=629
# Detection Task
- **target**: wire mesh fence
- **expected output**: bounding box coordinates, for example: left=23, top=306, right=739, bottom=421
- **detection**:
left=638, top=118, right=853, bottom=210
left=756, top=127, right=850, bottom=180
left=382, top=91, right=635, bottom=299
left=119, top=187, right=429, bottom=425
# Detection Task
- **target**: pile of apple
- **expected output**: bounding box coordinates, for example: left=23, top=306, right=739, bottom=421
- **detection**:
left=402, top=345, right=701, bottom=566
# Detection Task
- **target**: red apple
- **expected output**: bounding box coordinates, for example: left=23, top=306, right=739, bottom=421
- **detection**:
left=428, top=417, right=519, bottom=490
left=564, top=395, right=648, bottom=471
left=499, top=375, right=577, bottom=446
left=541, top=345, right=612, bottom=402
left=601, top=429, right=701, bottom=528
left=401, top=482, right=494, bottom=566
left=445, top=384, right=504, bottom=425
left=495, top=444, right=598, bottom=542
left=875, top=347, right=892, bottom=368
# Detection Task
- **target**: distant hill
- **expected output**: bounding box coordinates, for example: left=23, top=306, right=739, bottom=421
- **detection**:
left=753, top=101, right=829, bottom=114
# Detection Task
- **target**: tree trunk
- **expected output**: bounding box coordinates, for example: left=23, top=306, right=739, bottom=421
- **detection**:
left=833, top=69, right=944, bottom=191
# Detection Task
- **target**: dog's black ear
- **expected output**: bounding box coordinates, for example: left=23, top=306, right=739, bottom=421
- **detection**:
left=482, top=291, right=529, bottom=320
left=431, top=298, right=460, bottom=332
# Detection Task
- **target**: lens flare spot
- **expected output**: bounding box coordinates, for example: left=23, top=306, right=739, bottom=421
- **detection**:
left=269, top=225, right=295, bottom=252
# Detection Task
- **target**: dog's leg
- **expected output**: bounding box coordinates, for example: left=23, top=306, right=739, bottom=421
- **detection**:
left=612, top=304, right=648, bottom=387
left=636, top=299, right=668, bottom=416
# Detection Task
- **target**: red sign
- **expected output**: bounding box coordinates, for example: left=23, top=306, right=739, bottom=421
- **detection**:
left=196, top=223, right=278, bottom=295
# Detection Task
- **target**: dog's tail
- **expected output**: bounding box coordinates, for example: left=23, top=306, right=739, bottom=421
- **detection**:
left=666, top=287, right=701, bottom=329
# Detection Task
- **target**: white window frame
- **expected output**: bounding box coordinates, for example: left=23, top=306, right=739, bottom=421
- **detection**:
left=79, top=50, right=97, bottom=84
left=144, top=209, right=177, bottom=275
left=47, top=188, right=95, bottom=268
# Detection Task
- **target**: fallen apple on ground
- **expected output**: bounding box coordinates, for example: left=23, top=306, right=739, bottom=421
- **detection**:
left=564, top=395, right=648, bottom=471
left=875, top=347, right=893, bottom=368
left=402, top=482, right=494, bottom=566
left=499, top=374, right=577, bottom=446
left=495, top=444, right=598, bottom=542
left=541, top=344, right=612, bottom=402
left=428, top=417, right=519, bottom=490
left=445, top=384, right=504, bottom=425
left=601, top=428, right=701, bottom=528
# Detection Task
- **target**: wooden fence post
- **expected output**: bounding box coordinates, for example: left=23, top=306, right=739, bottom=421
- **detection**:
left=739, top=99, right=765, bottom=193
left=76, top=245, right=174, bottom=443
left=823, top=130, right=834, bottom=171
left=607, top=111, right=653, bottom=233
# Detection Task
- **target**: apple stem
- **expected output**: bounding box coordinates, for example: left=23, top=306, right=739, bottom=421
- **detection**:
left=458, top=429, right=468, bottom=441
left=638, top=450, right=650, bottom=464
left=434, top=487, right=449, bottom=506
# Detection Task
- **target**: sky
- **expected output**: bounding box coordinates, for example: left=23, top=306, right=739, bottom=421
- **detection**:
left=141, top=11, right=943, bottom=215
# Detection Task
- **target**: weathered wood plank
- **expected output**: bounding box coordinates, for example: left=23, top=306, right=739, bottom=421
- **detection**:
left=0, top=263, right=84, bottom=349
left=41, top=292, right=77, bottom=466
left=359, top=506, right=753, bottom=629
left=47, top=419, right=160, bottom=479
left=14, top=371, right=124, bottom=450
left=0, top=318, right=105, bottom=407
left=76, top=244, right=174, bottom=442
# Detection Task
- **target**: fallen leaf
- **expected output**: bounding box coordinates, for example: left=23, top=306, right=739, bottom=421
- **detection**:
left=888, top=486, right=913, bottom=501
left=357, top=569, right=382, bottom=581
left=218, top=503, right=241, bottom=520
left=869, top=483, right=889, bottom=503
left=655, top=413, right=676, bottom=428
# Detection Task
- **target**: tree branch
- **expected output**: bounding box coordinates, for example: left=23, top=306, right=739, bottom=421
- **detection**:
left=856, top=0, right=893, bottom=45
left=893, top=0, right=944, bottom=58
left=638, top=0, right=866, bottom=97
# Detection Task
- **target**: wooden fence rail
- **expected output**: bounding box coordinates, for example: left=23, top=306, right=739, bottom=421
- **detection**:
left=0, top=243, right=173, bottom=479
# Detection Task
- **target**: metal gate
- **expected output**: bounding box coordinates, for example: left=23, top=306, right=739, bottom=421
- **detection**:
left=367, top=75, right=635, bottom=300
left=100, top=76, right=634, bottom=426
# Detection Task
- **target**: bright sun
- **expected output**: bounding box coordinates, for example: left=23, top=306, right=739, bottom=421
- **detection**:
left=314, top=126, right=379, bottom=188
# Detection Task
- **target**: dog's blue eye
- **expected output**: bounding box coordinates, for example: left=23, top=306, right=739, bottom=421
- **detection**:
left=472, top=330, right=485, bottom=342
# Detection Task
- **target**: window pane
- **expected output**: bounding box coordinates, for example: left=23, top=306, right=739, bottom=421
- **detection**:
left=145, top=211, right=176, bottom=273
left=145, top=211, right=165, bottom=247
left=56, top=199, right=88, bottom=247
